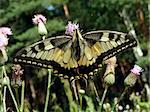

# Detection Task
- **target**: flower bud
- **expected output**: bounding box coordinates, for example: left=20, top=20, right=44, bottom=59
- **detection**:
left=118, top=105, right=123, bottom=110
left=125, top=104, right=130, bottom=110
left=32, top=14, right=47, bottom=37
left=79, top=89, right=85, bottom=94
left=38, top=22, right=47, bottom=36
left=124, top=72, right=138, bottom=86
left=136, top=105, right=140, bottom=110
left=2, top=76, right=10, bottom=85
left=106, top=103, right=111, bottom=108
left=103, top=103, right=107, bottom=110
left=104, top=73, right=115, bottom=85
left=103, top=56, right=116, bottom=85
left=124, top=65, right=143, bottom=87
left=103, top=103, right=111, bottom=111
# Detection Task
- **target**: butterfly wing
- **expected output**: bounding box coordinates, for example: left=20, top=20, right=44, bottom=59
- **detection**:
left=14, top=35, right=75, bottom=70
left=78, top=30, right=137, bottom=67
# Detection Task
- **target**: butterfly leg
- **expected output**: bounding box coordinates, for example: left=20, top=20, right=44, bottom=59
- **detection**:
left=88, top=67, right=102, bottom=102
left=81, top=75, right=88, bottom=88
left=93, top=81, right=100, bottom=102
left=70, top=77, right=79, bottom=102
left=70, top=76, right=87, bottom=106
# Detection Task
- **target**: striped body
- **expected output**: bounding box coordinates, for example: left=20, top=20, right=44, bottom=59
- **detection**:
left=14, top=30, right=137, bottom=79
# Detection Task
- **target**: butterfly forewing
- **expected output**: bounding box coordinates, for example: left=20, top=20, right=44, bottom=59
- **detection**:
left=14, top=36, right=72, bottom=68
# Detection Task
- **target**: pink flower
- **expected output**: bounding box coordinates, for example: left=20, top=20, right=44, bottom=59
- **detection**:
left=65, top=21, right=79, bottom=36
left=0, top=27, right=12, bottom=36
left=0, top=27, right=12, bottom=47
left=130, top=64, right=143, bottom=75
left=0, top=27, right=12, bottom=62
left=0, top=33, right=8, bottom=47
left=124, top=65, right=143, bottom=87
left=32, top=14, right=47, bottom=37
left=32, top=14, right=47, bottom=24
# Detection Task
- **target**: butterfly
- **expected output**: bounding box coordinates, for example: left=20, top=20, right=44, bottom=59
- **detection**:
left=14, top=22, right=137, bottom=80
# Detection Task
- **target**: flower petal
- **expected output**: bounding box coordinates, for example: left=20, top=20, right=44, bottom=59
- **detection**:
left=130, top=64, right=143, bottom=75
left=32, top=14, right=47, bottom=24
left=65, top=21, right=79, bottom=36
left=0, top=27, right=12, bottom=35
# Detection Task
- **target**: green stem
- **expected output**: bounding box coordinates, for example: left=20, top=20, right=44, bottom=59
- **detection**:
left=3, top=86, right=7, bottom=112
left=2, top=66, right=7, bottom=77
left=99, top=86, right=108, bottom=112
left=2, top=66, right=19, bottom=112
left=44, top=69, right=52, bottom=112
left=0, top=67, right=4, bottom=111
left=117, top=88, right=127, bottom=104
left=20, top=81, right=25, bottom=112
left=7, top=84, right=19, bottom=112
left=79, top=95, right=82, bottom=111
left=15, top=88, right=19, bottom=105
left=0, top=91, right=2, bottom=112
left=112, top=87, right=128, bottom=111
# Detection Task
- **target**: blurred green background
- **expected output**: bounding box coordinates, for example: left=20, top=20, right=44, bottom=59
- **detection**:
left=0, top=0, right=149, bottom=112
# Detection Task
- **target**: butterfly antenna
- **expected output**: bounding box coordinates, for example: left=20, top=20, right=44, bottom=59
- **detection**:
left=80, top=29, right=83, bottom=33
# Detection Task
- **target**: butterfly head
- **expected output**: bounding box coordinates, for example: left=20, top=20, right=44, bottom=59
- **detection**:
left=65, top=21, right=79, bottom=36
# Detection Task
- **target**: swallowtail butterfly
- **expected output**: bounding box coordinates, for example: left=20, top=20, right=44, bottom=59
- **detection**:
left=14, top=22, right=137, bottom=80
